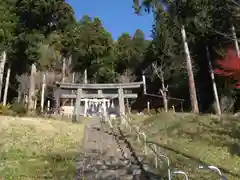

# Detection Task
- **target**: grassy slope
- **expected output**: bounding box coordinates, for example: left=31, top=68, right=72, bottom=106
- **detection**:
left=0, top=116, right=85, bottom=180
left=127, top=113, right=240, bottom=180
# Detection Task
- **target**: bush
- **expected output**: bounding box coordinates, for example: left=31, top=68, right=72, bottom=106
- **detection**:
left=0, top=104, right=13, bottom=115
left=10, top=103, right=27, bottom=116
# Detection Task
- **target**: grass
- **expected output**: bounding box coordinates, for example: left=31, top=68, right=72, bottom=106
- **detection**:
left=123, top=113, right=240, bottom=180
left=0, top=116, right=85, bottom=180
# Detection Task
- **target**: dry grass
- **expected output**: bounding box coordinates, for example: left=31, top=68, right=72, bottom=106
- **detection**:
left=124, top=113, right=240, bottom=180
left=0, top=116, right=85, bottom=180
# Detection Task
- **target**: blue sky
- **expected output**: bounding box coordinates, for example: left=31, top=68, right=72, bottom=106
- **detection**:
left=67, top=0, right=153, bottom=40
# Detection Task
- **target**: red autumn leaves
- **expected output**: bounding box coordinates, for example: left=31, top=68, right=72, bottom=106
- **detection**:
left=214, top=48, right=240, bottom=88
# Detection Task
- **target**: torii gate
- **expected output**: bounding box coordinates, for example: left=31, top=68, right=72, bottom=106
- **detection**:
left=54, top=78, right=146, bottom=122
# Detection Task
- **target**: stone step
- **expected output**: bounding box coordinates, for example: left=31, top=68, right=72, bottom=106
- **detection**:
left=82, top=168, right=163, bottom=180
left=78, top=117, right=163, bottom=179
left=80, top=155, right=163, bottom=179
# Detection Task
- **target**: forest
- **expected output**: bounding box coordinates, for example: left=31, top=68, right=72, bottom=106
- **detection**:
left=1, top=1, right=240, bottom=179
left=1, top=0, right=240, bottom=115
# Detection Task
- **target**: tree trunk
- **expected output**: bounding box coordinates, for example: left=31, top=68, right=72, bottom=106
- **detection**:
left=3, top=67, right=11, bottom=106
left=28, top=64, right=37, bottom=111
left=142, top=74, right=146, bottom=94
left=40, top=73, right=46, bottom=113
left=181, top=25, right=199, bottom=113
left=24, top=94, right=28, bottom=107
left=159, top=69, right=168, bottom=112
left=62, top=57, right=66, bottom=82
left=163, top=96, right=168, bottom=112
left=206, top=47, right=221, bottom=115
left=17, top=88, right=21, bottom=103
left=0, top=51, right=7, bottom=101
left=152, top=62, right=168, bottom=112
left=160, top=87, right=168, bottom=113
left=232, top=25, right=240, bottom=57
left=34, top=98, right=37, bottom=110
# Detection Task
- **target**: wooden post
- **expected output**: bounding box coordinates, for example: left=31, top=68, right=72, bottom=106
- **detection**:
left=118, top=88, right=125, bottom=116
left=40, top=73, right=46, bottom=113
left=98, top=89, right=102, bottom=96
left=73, top=88, right=82, bottom=123
left=70, top=73, right=75, bottom=107
left=84, top=99, right=88, bottom=117
left=47, top=100, right=50, bottom=112
left=142, top=74, right=148, bottom=113
left=147, top=101, right=150, bottom=113
left=3, top=67, right=11, bottom=106
left=172, top=105, right=175, bottom=113
left=84, top=69, right=87, bottom=84
left=181, top=102, right=183, bottom=112
left=17, top=89, right=21, bottom=103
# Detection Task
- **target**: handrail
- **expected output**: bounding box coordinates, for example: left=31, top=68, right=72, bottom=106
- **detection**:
left=119, top=114, right=227, bottom=180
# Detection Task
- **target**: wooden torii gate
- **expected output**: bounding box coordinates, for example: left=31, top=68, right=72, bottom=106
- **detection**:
left=54, top=80, right=146, bottom=122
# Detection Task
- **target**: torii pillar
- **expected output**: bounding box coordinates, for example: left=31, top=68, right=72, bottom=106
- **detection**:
left=118, top=88, right=125, bottom=116
left=73, top=88, right=82, bottom=123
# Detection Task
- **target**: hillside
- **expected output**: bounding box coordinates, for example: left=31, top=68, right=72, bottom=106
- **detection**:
left=0, top=116, right=84, bottom=180
left=126, top=113, right=240, bottom=179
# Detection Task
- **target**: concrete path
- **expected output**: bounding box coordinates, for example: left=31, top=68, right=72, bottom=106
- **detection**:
left=76, top=117, right=163, bottom=180
left=76, top=117, right=134, bottom=180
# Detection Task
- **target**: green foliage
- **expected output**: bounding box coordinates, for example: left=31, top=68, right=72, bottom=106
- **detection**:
left=0, top=0, right=17, bottom=51
left=0, top=104, right=13, bottom=115
left=10, top=102, right=27, bottom=116
left=115, top=33, right=135, bottom=73
left=2, top=0, right=240, bottom=112
left=133, top=0, right=240, bottom=111
left=131, top=29, right=149, bottom=69
left=0, top=103, right=27, bottom=116
left=69, top=16, right=116, bottom=81
left=4, top=0, right=75, bottom=74
left=114, top=30, right=149, bottom=80
left=15, top=0, right=75, bottom=33
left=38, top=43, right=61, bottom=71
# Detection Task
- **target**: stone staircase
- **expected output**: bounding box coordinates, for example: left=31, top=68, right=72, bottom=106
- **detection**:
left=76, top=117, right=162, bottom=180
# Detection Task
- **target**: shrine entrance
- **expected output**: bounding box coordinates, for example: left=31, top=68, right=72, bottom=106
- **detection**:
left=83, top=98, right=114, bottom=117
left=54, top=79, right=146, bottom=122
